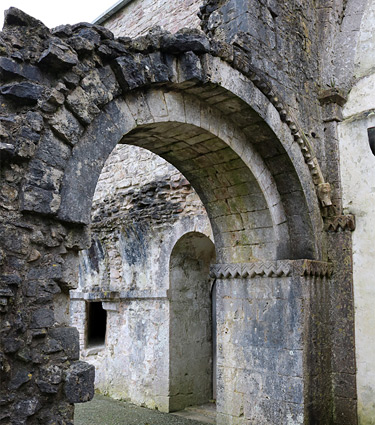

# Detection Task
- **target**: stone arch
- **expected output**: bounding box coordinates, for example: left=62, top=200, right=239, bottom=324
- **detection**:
left=169, top=231, right=216, bottom=411
left=0, top=8, right=338, bottom=425
left=40, top=57, right=324, bottom=262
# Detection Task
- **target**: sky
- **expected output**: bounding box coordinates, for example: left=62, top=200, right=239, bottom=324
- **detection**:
left=0, top=0, right=118, bottom=29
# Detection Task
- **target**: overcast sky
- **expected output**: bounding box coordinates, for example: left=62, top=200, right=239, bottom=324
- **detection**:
left=0, top=0, right=118, bottom=29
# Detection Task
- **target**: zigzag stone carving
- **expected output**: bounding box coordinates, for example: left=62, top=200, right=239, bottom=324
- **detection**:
left=324, top=215, right=356, bottom=232
left=210, top=260, right=333, bottom=279
left=209, top=39, right=332, bottom=209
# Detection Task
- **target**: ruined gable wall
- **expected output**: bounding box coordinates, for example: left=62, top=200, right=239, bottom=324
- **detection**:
left=103, top=0, right=202, bottom=38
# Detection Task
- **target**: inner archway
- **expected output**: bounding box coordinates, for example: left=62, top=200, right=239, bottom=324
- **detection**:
left=169, top=232, right=216, bottom=411
left=71, top=143, right=213, bottom=411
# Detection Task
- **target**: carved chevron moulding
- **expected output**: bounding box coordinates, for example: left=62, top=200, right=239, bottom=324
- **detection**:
left=210, top=260, right=333, bottom=279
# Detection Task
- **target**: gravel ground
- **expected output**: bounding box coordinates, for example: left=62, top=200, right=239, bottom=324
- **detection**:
left=74, top=394, right=207, bottom=425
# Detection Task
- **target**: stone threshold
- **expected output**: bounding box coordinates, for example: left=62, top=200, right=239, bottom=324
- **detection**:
left=171, top=402, right=216, bottom=425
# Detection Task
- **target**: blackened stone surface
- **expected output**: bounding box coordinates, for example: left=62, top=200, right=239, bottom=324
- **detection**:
left=38, top=40, right=79, bottom=71
left=64, top=361, right=95, bottom=403
left=0, top=57, right=45, bottom=82
left=0, top=82, right=44, bottom=105
left=4, top=7, right=46, bottom=27
left=9, top=368, right=33, bottom=390
left=13, top=398, right=41, bottom=419
left=30, top=308, right=55, bottom=329
left=49, top=327, right=80, bottom=360
left=160, top=29, right=210, bottom=54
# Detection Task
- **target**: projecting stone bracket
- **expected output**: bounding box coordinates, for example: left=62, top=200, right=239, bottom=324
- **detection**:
left=210, top=259, right=334, bottom=279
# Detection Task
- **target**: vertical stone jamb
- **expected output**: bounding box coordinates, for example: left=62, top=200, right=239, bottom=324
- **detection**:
left=211, top=260, right=333, bottom=425
left=325, top=217, right=358, bottom=425
left=319, top=88, right=347, bottom=215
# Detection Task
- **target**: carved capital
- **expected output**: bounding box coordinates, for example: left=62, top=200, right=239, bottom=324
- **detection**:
left=318, top=88, right=348, bottom=107
left=324, top=215, right=356, bottom=232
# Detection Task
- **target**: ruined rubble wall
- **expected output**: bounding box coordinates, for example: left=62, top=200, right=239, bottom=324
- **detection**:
left=100, top=0, right=331, bottom=201
left=102, top=0, right=202, bottom=38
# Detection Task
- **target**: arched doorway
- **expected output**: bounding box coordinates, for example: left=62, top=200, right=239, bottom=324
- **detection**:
left=71, top=143, right=214, bottom=412
left=169, top=232, right=216, bottom=411
left=0, top=11, right=348, bottom=423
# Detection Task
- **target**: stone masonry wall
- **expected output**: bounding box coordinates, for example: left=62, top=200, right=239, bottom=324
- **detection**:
left=103, top=0, right=202, bottom=38
left=169, top=233, right=216, bottom=411
left=338, top=2, right=375, bottom=420
left=199, top=0, right=325, bottom=164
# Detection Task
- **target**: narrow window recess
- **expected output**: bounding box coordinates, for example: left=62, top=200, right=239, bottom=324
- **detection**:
left=86, top=301, right=107, bottom=347
left=367, top=127, right=375, bottom=156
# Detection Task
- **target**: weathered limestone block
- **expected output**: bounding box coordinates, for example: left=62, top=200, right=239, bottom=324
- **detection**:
left=66, top=86, right=101, bottom=125
left=0, top=57, right=45, bottom=83
left=160, top=28, right=210, bottom=54
left=49, top=327, right=80, bottom=360
left=212, top=260, right=333, bottom=425
left=0, top=142, right=16, bottom=160
left=80, top=66, right=121, bottom=106
left=67, top=35, right=96, bottom=55
left=38, top=39, right=79, bottom=71
left=30, top=308, right=55, bottom=329
left=13, top=398, right=41, bottom=420
left=64, top=361, right=95, bottom=403
left=37, top=365, right=63, bottom=394
left=49, top=105, right=85, bottom=146
left=26, top=159, right=64, bottom=192
left=20, top=185, right=61, bottom=215
left=33, top=130, right=71, bottom=169
left=177, top=52, right=204, bottom=86
left=113, top=53, right=170, bottom=91
left=0, top=82, right=45, bottom=105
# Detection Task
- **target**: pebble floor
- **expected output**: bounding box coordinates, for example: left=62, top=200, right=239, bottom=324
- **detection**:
left=75, top=394, right=207, bottom=425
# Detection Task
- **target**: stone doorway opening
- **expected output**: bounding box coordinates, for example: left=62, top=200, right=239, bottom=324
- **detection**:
left=169, top=232, right=216, bottom=412
left=70, top=144, right=217, bottom=417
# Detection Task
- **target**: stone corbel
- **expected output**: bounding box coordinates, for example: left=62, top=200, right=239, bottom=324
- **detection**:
left=318, top=88, right=348, bottom=123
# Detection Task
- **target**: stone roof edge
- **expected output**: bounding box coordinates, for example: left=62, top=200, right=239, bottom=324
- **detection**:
left=92, top=0, right=134, bottom=25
